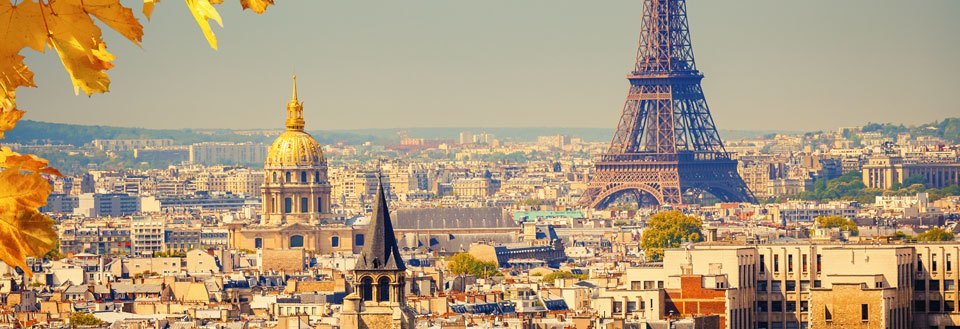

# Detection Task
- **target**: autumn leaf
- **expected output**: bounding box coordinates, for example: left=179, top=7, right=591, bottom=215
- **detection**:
left=0, top=0, right=46, bottom=107
left=0, top=209, right=56, bottom=276
left=65, top=0, right=145, bottom=46
left=0, top=166, right=50, bottom=220
left=240, top=0, right=273, bottom=14
left=14, top=209, right=57, bottom=260
left=0, top=148, right=62, bottom=176
left=0, top=108, right=25, bottom=139
left=184, top=0, right=223, bottom=50
left=142, top=0, right=158, bottom=19
left=42, top=0, right=122, bottom=96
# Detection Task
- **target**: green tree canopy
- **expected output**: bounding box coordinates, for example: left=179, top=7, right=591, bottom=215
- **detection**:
left=815, top=216, right=859, bottom=235
left=640, top=211, right=703, bottom=262
left=916, top=227, right=955, bottom=242
left=70, top=312, right=103, bottom=327
left=446, top=253, right=500, bottom=279
left=541, top=270, right=587, bottom=283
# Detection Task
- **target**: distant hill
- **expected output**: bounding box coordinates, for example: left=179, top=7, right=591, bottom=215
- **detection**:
left=861, top=117, right=960, bottom=143
left=2, top=120, right=808, bottom=146
left=5, top=120, right=380, bottom=146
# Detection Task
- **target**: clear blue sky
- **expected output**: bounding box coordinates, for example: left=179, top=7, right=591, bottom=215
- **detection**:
left=17, top=0, right=960, bottom=131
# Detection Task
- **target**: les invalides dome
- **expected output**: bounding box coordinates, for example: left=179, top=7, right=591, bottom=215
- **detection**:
left=260, top=75, right=332, bottom=225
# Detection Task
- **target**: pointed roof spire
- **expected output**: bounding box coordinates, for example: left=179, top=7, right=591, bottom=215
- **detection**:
left=285, top=74, right=305, bottom=131
left=291, top=74, right=298, bottom=102
left=355, top=171, right=406, bottom=271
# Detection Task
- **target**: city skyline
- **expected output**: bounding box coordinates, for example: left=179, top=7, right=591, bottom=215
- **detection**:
left=16, top=0, right=960, bottom=131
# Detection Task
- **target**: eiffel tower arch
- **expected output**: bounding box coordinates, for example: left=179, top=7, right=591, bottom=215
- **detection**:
left=580, top=0, right=756, bottom=209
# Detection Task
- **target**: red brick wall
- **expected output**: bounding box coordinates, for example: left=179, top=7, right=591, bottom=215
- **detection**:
left=665, top=275, right=728, bottom=329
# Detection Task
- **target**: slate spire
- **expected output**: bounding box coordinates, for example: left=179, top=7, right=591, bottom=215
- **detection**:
left=355, top=172, right=406, bottom=271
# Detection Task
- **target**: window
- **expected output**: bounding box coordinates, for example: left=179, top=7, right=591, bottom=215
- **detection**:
left=861, top=304, right=868, bottom=321
left=756, top=301, right=768, bottom=312
left=813, top=280, right=822, bottom=288
left=930, top=300, right=941, bottom=312
left=933, top=254, right=939, bottom=272
left=918, top=255, right=924, bottom=272
left=254, top=238, right=263, bottom=249
left=284, top=198, right=292, bottom=213
left=627, top=301, right=637, bottom=312
left=772, top=301, right=783, bottom=312
left=356, top=234, right=365, bottom=246
left=772, top=281, right=781, bottom=292
left=317, top=197, right=322, bottom=212
left=946, top=280, right=955, bottom=290
left=949, top=254, right=953, bottom=272
left=802, top=254, right=808, bottom=273
left=315, top=171, right=320, bottom=182
left=300, top=197, right=308, bottom=212
left=817, top=254, right=822, bottom=273
left=760, top=255, right=766, bottom=273
left=930, top=280, right=941, bottom=290
left=757, top=281, right=768, bottom=292
left=331, top=236, right=340, bottom=248
left=914, top=300, right=926, bottom=312
left=300, top=171, right=307, bottom=183
left=378, top=277, right=391, bottom=302
left=360, top=277, right=373, bottom=301
left=947, top=301, right=956, bottom=312
left=788, top=254, right=794, bottom=273
left=774, top=255, right=780, bottom=273
left=800, top=301, right=808, bottom=312
left=289, top=235, right=304, bottom=248
left=786, top=280, right=796, bottom=291
left=800, top=280, right=810, bottom=291
left=916, top=280, right=927, bottom=291
left=285, top=171, right=291, bottom=183
left=786, top=301, right=797, bottom=312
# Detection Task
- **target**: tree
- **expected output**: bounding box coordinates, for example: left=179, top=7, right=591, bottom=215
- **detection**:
left=69, top=312, right=103, bottom=327
left=446, top=253, right=499, bottom=279
left=640, top=211, right=703, bottom=262
left=815, top=216, right=859, bottom=236
left=916, top=228, right=955, bottom=242
left=903, top=174, right=927, bottom=188
left=541, top=270, right=587, bottom=283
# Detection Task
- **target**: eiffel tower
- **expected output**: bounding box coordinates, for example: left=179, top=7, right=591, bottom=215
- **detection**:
left=580, top=0, right=755, bottom=208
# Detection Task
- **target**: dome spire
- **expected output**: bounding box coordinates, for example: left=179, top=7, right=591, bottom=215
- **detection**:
left=285, top=74, right=305, bottom=131
left=291, top=74, right=298, bottom=102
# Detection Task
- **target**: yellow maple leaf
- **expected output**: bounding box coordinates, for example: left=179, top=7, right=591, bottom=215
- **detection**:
left=0, top=0, right=46, bottom=108
left=0, top=165, right=53, bottom=276
left=13, top=209, right=57, bottom=260
left=42, top=0, right=117, bottom=96
left=0, top=208, right=56, bottom=276
left=240, top=0, right=273, bottom=14
left=0, top=148, right=63, bottom=177
left=63, top=0, right=145, bottom=46
left=0, top=108, right=25, bottom=139
left=142, top=0, right=159, bottom=19
left=0, top=166, right=51, bottom=220
left=184, top=0, right=223, bottom=50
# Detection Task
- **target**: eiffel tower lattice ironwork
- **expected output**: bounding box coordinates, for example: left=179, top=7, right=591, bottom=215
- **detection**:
left=580, top=0, right=756, bottom=208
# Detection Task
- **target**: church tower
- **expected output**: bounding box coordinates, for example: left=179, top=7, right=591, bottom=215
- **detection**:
left=340, top=174, right=416, bottom=329
left=261, top=76, right=332, bottom=225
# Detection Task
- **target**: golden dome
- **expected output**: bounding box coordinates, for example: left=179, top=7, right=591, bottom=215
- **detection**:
left=265, top=75, right=326, bottom=168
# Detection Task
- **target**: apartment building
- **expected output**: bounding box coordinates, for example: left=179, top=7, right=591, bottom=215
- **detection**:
left=629, top=243, right=960, bottom=329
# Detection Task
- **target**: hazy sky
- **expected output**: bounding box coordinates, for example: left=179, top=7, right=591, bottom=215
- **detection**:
left=17, top=0, right=960, bottom=131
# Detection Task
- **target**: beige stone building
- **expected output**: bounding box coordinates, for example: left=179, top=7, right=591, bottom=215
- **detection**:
left=863, top=156, right=960, bottom=189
